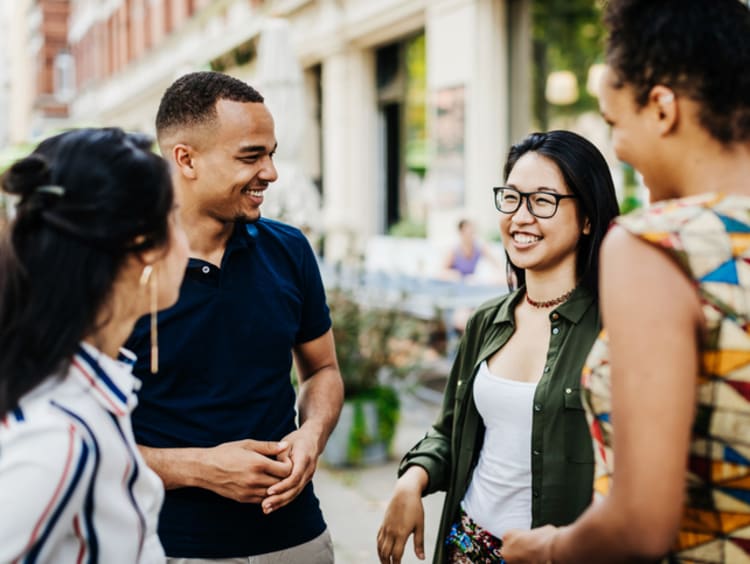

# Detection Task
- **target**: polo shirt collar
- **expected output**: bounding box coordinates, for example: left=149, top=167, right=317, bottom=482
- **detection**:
left=185, top=221, right=259, bottom=271
left=492, top=285, right=594, bottom=325
left=220, top=221, right=259, bottom=261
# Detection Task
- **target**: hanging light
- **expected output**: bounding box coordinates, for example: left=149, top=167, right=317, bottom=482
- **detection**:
left=545, top=70, right=579, bottom=106
left=586, top=64, right=607, bottom=98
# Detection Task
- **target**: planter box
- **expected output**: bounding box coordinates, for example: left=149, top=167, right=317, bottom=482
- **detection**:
left=321, top=388, right=399, bottom=467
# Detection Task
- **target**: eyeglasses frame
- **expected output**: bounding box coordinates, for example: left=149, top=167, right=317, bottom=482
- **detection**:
left=492, top=186, right=578, bottom=219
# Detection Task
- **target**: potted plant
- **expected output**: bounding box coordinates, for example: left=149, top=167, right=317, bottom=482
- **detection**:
left=322, top=287, right=427, bottom=466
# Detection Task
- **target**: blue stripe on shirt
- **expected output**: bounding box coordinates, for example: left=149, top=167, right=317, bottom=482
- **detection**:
left=25, top=438, right=89, bottom=563
left=76, top=345, right=128, bottom=406
left=107, top=412, right=146, bottom=557
left=51, top=402, right=101, bottom=563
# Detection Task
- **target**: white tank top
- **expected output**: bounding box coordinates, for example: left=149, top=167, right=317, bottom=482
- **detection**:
left=461, top=360, right=538, bottom=538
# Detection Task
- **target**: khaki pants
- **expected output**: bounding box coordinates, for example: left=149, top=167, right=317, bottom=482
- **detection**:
left=166, top=529, right=334, bottom=564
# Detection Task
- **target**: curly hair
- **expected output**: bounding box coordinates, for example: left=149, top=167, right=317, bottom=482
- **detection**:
left=604, top=0, right=750, bottom=143
left=155, top=71, right=264, bottom=137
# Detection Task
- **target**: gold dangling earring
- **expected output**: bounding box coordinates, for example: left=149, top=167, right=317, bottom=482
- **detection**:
left=140, top=265, right=159, bottom=374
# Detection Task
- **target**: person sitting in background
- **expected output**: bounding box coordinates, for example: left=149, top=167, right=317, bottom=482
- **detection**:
left=441, top=219, right=505, bottom=336
left=0, top=127, right=189, bottom=562
left=441, top=219, right=502, bottom=282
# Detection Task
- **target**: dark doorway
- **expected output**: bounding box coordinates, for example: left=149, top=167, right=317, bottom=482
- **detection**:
left=383, top=102, right=401, bottom=229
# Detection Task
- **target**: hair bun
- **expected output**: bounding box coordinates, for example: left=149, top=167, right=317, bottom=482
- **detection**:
left=2, top=154, right=52, bottom=197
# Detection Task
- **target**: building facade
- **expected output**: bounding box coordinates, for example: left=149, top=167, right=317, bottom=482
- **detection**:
left=3, top=0, right=621, bottom=262
left=62, top=0, right=523, bottom=260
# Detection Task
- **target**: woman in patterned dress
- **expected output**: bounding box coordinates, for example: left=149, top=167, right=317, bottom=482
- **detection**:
left=502, top=0, right=750, bottom=562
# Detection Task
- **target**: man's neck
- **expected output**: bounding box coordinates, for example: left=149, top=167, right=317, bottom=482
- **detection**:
left=182, top=206, right=235, bottom=267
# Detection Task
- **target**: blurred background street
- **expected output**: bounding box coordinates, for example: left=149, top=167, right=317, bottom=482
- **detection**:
left=0, top=0, right=648, bottom=234
left=317, top=392, right=444, bottom=564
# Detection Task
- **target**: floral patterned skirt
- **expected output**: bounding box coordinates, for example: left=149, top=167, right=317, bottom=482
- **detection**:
left=445, top=508, right=504, bottom=563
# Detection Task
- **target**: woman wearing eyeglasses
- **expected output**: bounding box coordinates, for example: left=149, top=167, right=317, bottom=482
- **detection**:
left=376, top=130, right=619, bottom=563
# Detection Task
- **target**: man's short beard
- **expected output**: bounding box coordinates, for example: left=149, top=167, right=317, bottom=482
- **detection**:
left=236, top=211, right=262, bottom=223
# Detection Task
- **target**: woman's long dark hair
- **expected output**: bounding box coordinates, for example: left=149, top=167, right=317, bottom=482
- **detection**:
left=503, top=130, right=619, bottom=295
left=0, top=128, right=173, bottom=416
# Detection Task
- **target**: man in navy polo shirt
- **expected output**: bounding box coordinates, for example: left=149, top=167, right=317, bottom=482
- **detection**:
left=126, top=71, right=343, bottom=562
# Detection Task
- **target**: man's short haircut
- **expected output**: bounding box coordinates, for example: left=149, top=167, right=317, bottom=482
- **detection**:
left=155, top=71, right=264, bottom=138
left=604, top=0, right=750, bottom=143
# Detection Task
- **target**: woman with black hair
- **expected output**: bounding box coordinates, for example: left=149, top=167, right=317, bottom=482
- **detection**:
left=377, top=130, right=619, bottom=563
left=0, top=127, right=189, bottom=562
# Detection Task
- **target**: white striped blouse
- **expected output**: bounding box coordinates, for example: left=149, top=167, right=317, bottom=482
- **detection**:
left=0, top=343, right=165, bottom=563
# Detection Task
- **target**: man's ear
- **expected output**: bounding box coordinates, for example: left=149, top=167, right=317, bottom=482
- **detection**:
left=649, top=85, right=678, bottom=136
left=172, top=143, right=198, bottom=180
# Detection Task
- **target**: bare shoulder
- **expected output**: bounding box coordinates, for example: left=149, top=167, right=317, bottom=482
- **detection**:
left=600, top=225, right=702, bottom=330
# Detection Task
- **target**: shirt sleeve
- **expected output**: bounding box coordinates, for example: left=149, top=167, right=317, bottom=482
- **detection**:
left=0, top=419, right=93, bottom=561
left=397, top=316, right=478, bottom=495
left=295, top=236, right=332, bottom=344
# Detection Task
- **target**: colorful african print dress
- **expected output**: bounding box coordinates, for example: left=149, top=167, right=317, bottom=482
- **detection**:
left=583, top=193, right=750, bottom=563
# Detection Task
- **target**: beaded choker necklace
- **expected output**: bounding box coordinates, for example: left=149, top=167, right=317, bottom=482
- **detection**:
left=525, top=288, right=574, bottom=309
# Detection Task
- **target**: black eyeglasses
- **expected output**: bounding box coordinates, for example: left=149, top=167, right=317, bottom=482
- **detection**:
left=493, top=186, right=577, bottom=219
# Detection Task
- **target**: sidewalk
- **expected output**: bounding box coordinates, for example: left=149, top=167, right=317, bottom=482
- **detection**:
left=315, top=393, right=446, bottom=564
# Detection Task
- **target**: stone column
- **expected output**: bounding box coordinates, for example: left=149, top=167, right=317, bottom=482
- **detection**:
left=425, top=0, right=510, bottom=241
left=466, top=0, right=510, bottom=234
left=321, top=48, right=378, bottom=263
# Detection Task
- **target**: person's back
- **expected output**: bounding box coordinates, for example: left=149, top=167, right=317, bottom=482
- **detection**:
left=584, top=193, right=750, bottom=560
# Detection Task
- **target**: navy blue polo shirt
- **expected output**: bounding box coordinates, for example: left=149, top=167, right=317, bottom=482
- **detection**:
left=127, top=218, right=331, bottom=558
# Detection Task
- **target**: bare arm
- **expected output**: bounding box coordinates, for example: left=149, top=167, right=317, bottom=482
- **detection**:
left=262, top=328, right=343, bottom=512
left=137, top=439, right=292, bottom=503
left=503, top=226, right=702, bottom=562
left=292, top=328, right=344, bottom=450
left=377, top=465, right=430, bottom=563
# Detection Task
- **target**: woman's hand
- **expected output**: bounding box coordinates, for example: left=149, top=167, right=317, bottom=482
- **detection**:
left=501, top=525, right=558, bottom=563
left=376, top=466, right=429, bottom=563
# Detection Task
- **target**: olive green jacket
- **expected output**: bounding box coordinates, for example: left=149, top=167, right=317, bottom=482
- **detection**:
left=399, top=287, right=600, bottom=563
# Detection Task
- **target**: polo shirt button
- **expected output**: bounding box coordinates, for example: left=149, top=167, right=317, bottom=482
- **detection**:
left=551, top=312, right=559, bottom=320
left=544, top=366, right=550, bottom=373
left=201, top=266, right=210, bottom=274
left=533, top=449, right=541, bottom=456
left=533, top=489, right=540, bottom=498
left=565, top=387, right=572, bottom=394
left=552, top=327, right=560, bottom=335
left=534, top=403, right=542, bottom=412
